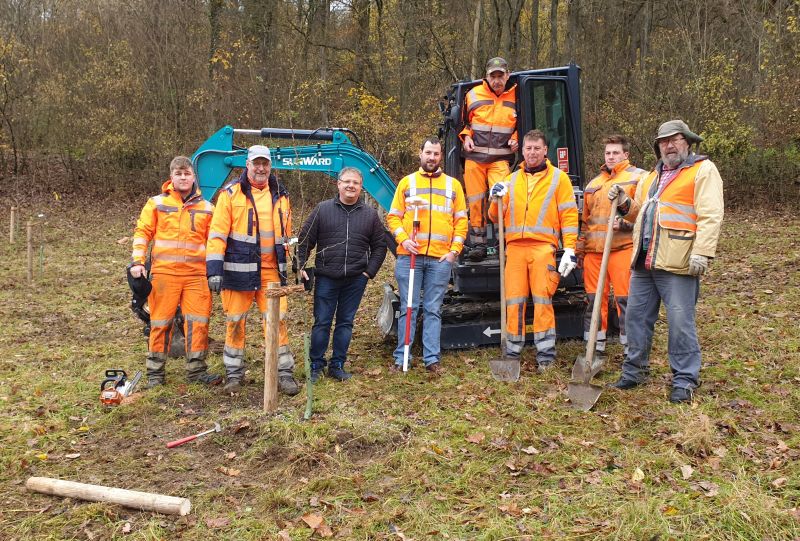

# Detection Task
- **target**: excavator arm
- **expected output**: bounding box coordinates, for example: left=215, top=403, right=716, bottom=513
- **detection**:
left=192, top=125, right=396, bottom=210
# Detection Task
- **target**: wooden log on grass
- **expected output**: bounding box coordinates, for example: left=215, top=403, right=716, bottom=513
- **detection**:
left=26, top=477, right=191, bottom=516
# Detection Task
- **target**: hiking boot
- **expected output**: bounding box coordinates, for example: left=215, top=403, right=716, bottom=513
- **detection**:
left=389, top=363, right=402, bottom=373
left=609, top=377, right=644, bottom=390
left=426, top=362, right=444, bottom=375
left=467, top=244, right=487, bottom=262
left=309, top=369, right=324, bottom=384
left=278, top=374, right=300, bottom=396
left=187, top=371, right=223, bottom=386
left=223, top=378, right=242, bottom=394
left=327, top=366, right=352, bottom=381
left=669, top=386, right=693, bottom=404
left=145, top=378, right=164, bottom=390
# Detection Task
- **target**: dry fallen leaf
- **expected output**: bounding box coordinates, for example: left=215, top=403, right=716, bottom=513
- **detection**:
left=233, top=421, right=250, bottom=434
left=204, top=516, right=230, bottom=529
left=772, top=477, right=787, bottom=488
left=116, top=237, right=130, bottom=245
left=300, top=513, right=333, bottom=537
left=277, top=530, right=291, bottom=541
left=65, top=453, right=81, bottom=459
left=465, top=432, right=485, bottom=444
left=121, top=522, right=132, bottom=534
left=521, top=446, right=540, bottom=455
left=584, top=470, right=602, bottom=485
left=365, top=368, right=382, bottom=376
left=631, top=467, right=645, bottom=482
left=680, top=464, right=694, bottom=480
left=225, top=451, right=237, bottom=460
left=217, top=466, right=241, bottom=477
left=697, top=481, right=719, bottom=497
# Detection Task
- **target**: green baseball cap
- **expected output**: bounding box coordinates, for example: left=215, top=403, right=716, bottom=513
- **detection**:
left=486, top=57, right=509, bottom=74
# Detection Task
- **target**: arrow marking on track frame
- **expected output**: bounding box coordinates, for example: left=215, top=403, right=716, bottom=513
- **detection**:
left=483, top=326, right=502, bottom=337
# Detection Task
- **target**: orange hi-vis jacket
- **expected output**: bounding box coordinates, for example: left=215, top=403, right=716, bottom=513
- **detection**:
left=459, top=80, right=518, bottom=164
left=387, top=169, right=468, bottom=259
left=132, top=180, right=214, bottom=276
left=488, top=161, right=579, bottom=249
left=207, top=172, right=292, bottom=290
left=577, top=159, right=645, bottom=254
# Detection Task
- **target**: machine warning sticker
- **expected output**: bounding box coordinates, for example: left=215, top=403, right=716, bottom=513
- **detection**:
left=557, top=148, right=569, bottom=172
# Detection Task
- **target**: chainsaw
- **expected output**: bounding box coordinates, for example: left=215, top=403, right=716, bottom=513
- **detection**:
left=99, top=369, right=142, bottom=407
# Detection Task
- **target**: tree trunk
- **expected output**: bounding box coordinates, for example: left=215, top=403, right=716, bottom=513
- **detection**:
left=470, top=0, right=483, bottom=79
left=566, top=0, right=578, bottom=62
left=529, top=0, right=539, bottom=67
left=549, top=0, right=558, bottom=66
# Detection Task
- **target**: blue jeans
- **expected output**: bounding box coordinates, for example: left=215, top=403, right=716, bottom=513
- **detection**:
left=310, top=274, right=369, bottom=371
left=622, top=267, right=701, bottom=389
left=393, top=255, right=452, bottom=367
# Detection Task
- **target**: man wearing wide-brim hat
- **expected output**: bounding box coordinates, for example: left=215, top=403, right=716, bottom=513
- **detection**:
left=606, top=119, right=724, bottom=404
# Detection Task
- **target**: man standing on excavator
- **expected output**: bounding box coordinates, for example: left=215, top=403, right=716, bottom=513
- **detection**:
left=130, top=156, right=222, bottom=389
left=488, top=130, right=579, bottom=372
left=206, top=145, right=300, bottom=395
left=576, top=135, right=645, bottom=359
left=608, top=120, right=724, bottom=404
left=387, top=137, right=468, bottom=374
left=460, top=57, right=518, bottom=261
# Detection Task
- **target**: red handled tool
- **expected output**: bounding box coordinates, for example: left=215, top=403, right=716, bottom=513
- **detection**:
left=166, top=422, right=221, bottom=448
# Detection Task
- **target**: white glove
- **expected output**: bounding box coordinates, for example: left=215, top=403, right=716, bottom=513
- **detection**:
left=688, top=255, right=709, bottom=276
left=558, top=248, right=577, bottom=277
left=607, top=184, right=630, bottom=207
left=490, top=182, right=508, bottom=198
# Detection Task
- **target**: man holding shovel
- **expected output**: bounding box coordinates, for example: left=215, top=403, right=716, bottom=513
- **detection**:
left=386, top=137, right=468, bottom=373
left=608, top=120, right=724, bottom=403
left=576, top=135, right=645, bottom=358
left=488, top=130, right=579, bottom=372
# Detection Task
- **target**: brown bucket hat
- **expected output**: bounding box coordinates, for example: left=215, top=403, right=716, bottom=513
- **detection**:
left=653, top=119, right=703, bottom=158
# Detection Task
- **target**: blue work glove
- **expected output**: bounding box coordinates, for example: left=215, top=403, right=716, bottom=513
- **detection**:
left=208, top=276, right=222, bottom=293
left=490, top=182, right=508, bottom=198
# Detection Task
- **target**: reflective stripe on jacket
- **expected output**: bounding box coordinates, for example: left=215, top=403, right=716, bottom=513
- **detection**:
left=132, top=180, right=214, bottom=276
left=459, top=80, right=518, bottom=164
left=487, top=160, right=579, bottom=249
left=623, top=155, right=724, bottom=275
left=386, top=169, right=468, bottom=258
left=577, top=159, right=645, bottom=254
left=206, top=172, right=291, bottom=290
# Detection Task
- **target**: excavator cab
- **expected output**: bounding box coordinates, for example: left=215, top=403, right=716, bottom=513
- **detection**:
left=437, top=64, right=587, bottom=348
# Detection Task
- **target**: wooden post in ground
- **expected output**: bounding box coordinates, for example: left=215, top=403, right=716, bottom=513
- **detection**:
left=26, top=219, right=33, bottom=283
left=26, top=477, right=191, bottom=516
left=263, top=282, right=281, bottom=413
left=9, top=206, right=16, bottom=244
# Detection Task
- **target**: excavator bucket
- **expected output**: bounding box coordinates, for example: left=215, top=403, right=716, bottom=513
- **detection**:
left=489, top=356, right=520, bottom=382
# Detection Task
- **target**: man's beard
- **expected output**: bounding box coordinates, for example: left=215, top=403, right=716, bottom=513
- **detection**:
left=421, top=161, right=440, bottom=173
left=662, top=151, right=687, bottom=169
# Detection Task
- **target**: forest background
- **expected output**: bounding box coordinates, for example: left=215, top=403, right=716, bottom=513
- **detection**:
left=0, top=0, right=798, bottom=205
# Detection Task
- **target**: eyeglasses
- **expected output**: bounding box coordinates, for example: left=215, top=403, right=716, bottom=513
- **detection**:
left=658, top=135, right=686, bottom=147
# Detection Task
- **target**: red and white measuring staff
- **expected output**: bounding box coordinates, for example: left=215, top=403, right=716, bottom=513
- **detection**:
left=402, top=196, right=429, bottom=372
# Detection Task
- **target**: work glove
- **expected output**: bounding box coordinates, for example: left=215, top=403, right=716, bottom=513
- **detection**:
left=490, top=182, right=508, bottom=198
left=607, top=184, right=630, bottom=207
left=558, top=248, right=577, bottom=277
left=688, top=255, right=709, bottom=276
left=208, top=275, right=222, bottom=293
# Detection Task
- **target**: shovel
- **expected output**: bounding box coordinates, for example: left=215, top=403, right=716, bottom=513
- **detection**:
left=568, top=197, right=619, bottom=410
left=489, top=197, right=520, bottom=382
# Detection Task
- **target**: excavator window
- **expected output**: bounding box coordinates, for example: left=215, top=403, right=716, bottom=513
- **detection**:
left=524, top=78, right=574, bottom=176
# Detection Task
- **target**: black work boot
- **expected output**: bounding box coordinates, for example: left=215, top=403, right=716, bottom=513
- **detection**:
left=188, top=371, right=223, bottom=386
left=278, top=373, right=300, bottom=396
left=309, top=369, right=324, bottom=384
left=327, top=365, right=352, bottom=381
left=223, top=378, right=242, bottom=394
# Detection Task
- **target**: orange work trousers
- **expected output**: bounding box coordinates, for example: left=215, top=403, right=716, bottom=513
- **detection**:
left=146, top=274, right=211, bottom=379
left=464, top=159, right=510, bottom=245
left=504, top=240, right=560, bottom=363
left=220, top=268, right=292, bottom=380
left=582, top=248, right=631, bottom=352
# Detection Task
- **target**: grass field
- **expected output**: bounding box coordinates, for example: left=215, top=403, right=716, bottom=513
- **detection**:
left=0, top=197, right=798, bottom=540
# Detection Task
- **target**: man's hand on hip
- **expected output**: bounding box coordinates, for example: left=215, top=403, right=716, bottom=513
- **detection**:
left=688, top=255, right=709, bottom=276
left=439, top=251, right=457, bottom=264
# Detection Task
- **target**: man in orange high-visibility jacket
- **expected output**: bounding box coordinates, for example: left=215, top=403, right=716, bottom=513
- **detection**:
left=460, top=56, right=518, bottom=262
left=206, top=145, right=299, bottom=396
left=386, top=137, right=468, bottom=373
left=608, top=120, right=723, bottom=404
left=130, top=156, right=221, bottom=389
left=488, top=130, right=579, bottom=371
left=576, top=135, right=645, bottom=357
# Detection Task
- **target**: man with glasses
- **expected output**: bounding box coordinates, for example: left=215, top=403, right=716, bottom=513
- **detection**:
left=607, top=120, right=724, bottom=403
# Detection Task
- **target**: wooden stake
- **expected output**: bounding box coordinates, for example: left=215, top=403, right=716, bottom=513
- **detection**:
left=26, top=219, right=33, bottom=283
left=26, top=477, right=191, bottom=516
left=9, top=206, right=16, bottom=244
left=263, top=281, right=280, bottom=413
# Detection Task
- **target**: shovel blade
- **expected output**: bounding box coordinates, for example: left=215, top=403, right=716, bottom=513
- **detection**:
left=571, top=354, right=605, bottom=383
left=567, top=381, right=604, bottom=411
left=489, top=357, right=520, bottom=382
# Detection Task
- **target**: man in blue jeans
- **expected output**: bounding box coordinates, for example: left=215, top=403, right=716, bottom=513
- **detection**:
left=296, top=167, right=387, bottom=382
left=607, top=120, right=724, bottom=403
left=386, top=137, right=468, bottom=373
